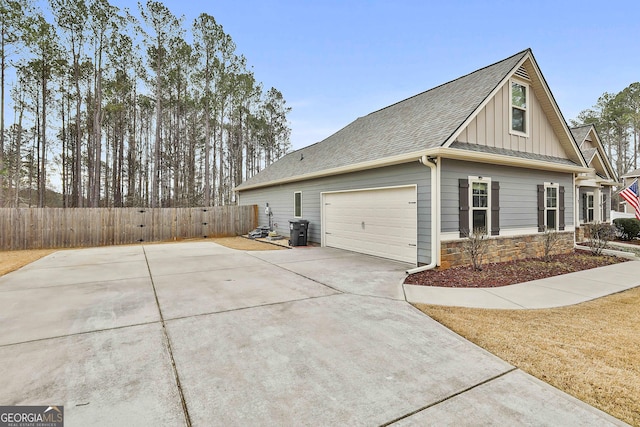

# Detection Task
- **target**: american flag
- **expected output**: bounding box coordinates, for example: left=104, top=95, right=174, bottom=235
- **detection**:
left=620, top=178, right=640, bottom=220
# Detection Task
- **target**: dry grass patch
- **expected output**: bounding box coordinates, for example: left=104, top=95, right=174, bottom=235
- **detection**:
left=0, top=249, right=57, bottom=277
left=208, top=236, right=286, bottom=251
left=415, top=288, right=640, bottom=426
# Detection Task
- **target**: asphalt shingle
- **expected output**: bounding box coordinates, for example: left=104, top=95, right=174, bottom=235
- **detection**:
left=237, top=49, right=530, bottom=190
left=449, top=142, right=578, bottom=166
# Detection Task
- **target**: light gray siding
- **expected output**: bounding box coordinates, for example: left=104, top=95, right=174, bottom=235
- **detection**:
left=441, top=159, right=574, bottom=233
left=238, top=162, right=432, bottom=264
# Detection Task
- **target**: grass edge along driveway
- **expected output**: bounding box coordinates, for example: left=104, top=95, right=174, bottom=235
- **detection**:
left=415, top=286, right=640, bottom=426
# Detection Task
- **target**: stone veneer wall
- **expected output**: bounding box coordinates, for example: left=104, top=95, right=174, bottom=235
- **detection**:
left=440, top=232, right=575, bottom=269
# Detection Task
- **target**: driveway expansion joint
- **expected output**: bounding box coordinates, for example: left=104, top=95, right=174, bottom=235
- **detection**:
left=379, top=367, right=518, bottom=426
left=246, top=252, right=346, bottom=295
left=0, top=320, right=163, bottom=348
left=143, top=246, right=193, bottom=427
left=0, top=275, right=152, bottom=293
left=161, top=293, right=341, bottom=323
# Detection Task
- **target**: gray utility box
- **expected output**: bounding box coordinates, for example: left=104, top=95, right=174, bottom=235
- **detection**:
left=288, top=220, right=309, bottom=246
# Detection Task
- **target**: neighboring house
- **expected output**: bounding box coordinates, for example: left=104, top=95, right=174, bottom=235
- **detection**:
left=570, top=125, right=618, bottom=240
left=236, top=49, right=608, bottom=268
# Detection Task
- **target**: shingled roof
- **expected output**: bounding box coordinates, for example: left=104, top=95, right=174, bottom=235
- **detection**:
left=237, top=49, right=531, bottom=190
left=570, top=124, right=618, bottom=182
left=570, top=125, right=591, bottom=148
left=621, top=167, right=640, bottom=178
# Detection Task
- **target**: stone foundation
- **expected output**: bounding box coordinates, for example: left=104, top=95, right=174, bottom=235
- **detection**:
left=440, top=232, right=575, bottom=269
left=575, top=226, right=586, bottom=243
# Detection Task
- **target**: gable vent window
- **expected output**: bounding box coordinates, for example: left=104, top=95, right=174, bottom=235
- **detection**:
left=515, top=65, right=530, bottom=80
left=510, top=80, right=529, bottom=136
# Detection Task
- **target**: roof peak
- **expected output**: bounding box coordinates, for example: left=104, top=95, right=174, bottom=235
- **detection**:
left=570, top=124, right=594, bottom=130
left=367, top=48, right=531, bottom=117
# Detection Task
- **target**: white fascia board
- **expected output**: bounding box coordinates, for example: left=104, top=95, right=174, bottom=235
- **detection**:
left=236, top=146, right=589, bottom=192
left=585, top=126, right=617, bottom=181
left=233, top=149, right=429, bottom=192
left=524, top=55, right=587, bottom=168
left=443, top=55, right=529, bottom=149
left=435, top=147, right=588, bottom=173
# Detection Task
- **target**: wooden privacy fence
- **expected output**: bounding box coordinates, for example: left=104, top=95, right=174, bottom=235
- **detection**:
left=0, top=205, right=258, bottom=251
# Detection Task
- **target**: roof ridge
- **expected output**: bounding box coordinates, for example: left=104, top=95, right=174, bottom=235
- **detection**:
left=365, top=48, right=531, bottom=117
left=570, top=124, right=593, bottom=129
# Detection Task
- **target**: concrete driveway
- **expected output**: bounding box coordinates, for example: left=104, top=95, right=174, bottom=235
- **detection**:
left=0, top=242, right=626, bottom=426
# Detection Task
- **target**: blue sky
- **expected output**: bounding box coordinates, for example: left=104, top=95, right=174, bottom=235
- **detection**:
left=66, top=1, right=640, bottom=150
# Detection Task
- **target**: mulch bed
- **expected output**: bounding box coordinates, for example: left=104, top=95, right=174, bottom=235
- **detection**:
left=404, top=250, right=629, bottom=288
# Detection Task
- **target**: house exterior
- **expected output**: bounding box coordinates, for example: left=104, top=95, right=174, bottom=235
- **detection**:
left=236, top=49, right=612, bottom=268
left=570, top=125, right=618, bottom=241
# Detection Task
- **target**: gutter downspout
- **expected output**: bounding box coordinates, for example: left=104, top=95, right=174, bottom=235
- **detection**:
left=406, top=155, right=439, bottom=274
left=573, top=173, right=578, bottom=249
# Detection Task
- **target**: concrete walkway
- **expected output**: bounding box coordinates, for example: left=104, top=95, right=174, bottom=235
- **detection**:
left=0, top=243, right=629, bottom=426
left=404, top=260, right=640, bottom=309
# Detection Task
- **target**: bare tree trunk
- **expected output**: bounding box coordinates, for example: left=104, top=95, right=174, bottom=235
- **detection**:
left=204, top=112, right=211, bottom=206
left=0, top=28, right=5, bottom=207
left=92, top=47, right=104, bottom=207
left=152, top=42, right=162, bottom=208
left=39, top=65, right=46, bottom=207
left=73, top=36, right=82, bottom=207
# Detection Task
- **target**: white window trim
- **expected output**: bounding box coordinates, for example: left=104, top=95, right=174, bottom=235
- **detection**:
left=469, top=176, right=491, bottom=235
left=509, top=79, right=529, bottom=137
left=585, top=191, right=595, bottom=224
left=601, top=192, right=608, bottom=222
left=293, top=191, right=302, bottom=218
left=544, top=182, right=559, bottom=230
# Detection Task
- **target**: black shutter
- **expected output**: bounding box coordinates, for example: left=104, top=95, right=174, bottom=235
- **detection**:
left=459, top=179, right=469, bottom=237
left=559, top=186, right=565, bottom=230
left=582, top=193, right=587, bottom=224
left=537, top=184, right=545, bottom=232
left=491, top=181, right=500, bottom=236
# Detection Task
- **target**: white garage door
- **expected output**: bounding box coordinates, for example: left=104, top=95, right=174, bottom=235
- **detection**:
left=322, top=186, right=417, bottom=264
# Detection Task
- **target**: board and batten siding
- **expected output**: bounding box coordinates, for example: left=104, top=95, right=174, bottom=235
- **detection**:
left=440, top=159, right=574, bottom=234
left=238, top=162, right=432, bottom=264
left=456, top=79, right=566, bottom=159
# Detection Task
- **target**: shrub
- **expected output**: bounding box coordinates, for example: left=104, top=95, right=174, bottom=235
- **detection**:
left=613, top=218, right=640, bottom=241
left=541, top=227, right=561, bottom=262
left=461, top=227, right=489, bottom=271
left=585, top=222, right=616, bottom=255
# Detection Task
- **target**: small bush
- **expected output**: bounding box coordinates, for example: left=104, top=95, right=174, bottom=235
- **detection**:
left=613, top=218, right=640, bottom=241
left=461, top=227, right=489, bottom=271
left=585, top=222, right=617, bottom=255
left=541, top=227, right=561, bottom=262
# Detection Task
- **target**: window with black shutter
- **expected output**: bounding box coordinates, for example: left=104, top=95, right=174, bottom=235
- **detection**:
left=460, top=177, right=499, bottom=237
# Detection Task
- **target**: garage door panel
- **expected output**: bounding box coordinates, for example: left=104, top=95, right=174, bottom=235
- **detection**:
left=325, top=235, right=415, bottom=262
left=323, top=186, right=417, bottom=264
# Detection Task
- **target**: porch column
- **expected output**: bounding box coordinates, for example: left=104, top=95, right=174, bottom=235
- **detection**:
left=594, top=187, right=601, bottom=222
